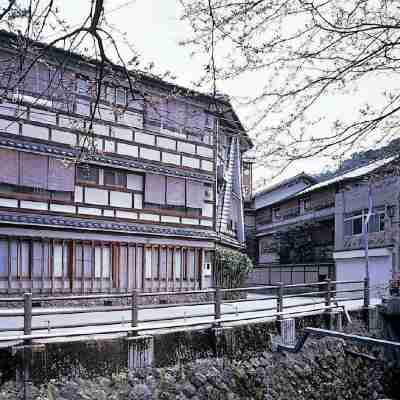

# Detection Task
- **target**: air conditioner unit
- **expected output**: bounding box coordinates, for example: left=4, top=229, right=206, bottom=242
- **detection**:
left=203, top=262, right=212, bottom=277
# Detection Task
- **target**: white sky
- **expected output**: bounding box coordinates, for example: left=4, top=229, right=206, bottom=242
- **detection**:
left=41, top=1, right=396, bottom=189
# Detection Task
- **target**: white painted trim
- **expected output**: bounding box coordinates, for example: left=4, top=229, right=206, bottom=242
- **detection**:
left=333, top=247, right=392, bottom=259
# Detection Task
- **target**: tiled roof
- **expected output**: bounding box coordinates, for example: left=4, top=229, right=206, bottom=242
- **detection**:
left=0, top=211, right=216, bottom=239
left=0, top=135, right=214, bottom=182
left=297, top=156, right=397, bottom=196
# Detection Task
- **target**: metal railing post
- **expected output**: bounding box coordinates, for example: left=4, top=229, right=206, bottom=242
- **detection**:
left=277, top=282, right=284, bottom=320
left=23, top=293, right=32, bottom=400
left=325, top=279, right=332, bottom=308
left=363, top=277, right=370, bottom=308
left=214, top=286, right=221, bottom=324
left=131, top=290, right=139, bottom=333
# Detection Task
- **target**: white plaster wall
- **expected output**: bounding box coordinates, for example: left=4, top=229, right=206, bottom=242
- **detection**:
left=134, top=193, right=143, bottom=209
left=161, top=215, right=180, bottom=223
left=135, top=132, right=155, bottom=146
left=202, top=203, right=213, bottom=218
left=59, top=115, right=84, bottom=130
left=52, top=129, right=77, bottom=146
left=104, top=140, right=115, bottom=153
left=117, top=143, right=138, bottom=157
left=197, top=146, right=213, bottom=158
left=78, top=206, right=102, bottom=216
left=23, top=124, right=49, bottom=140
left=74, top=186, right=83, bottom=203
left=119, top=112, right=143, bottom=128
left=140, top=213, right=159, bottom=222
left=0, top=118, right=20, bottom=134
left=182, top=218, right=199, bottom=225
left=76, top=100, right=91, bottom=116
left=110, top=191, right=132, bottom=208
left=50, top=204, right=76, bottom=213
left=20, top=200, right=48, bottom=210
left=0, top=103, right=27, bottom=118
left=177, top=141, right=195, bottom=154
left=162, top=152, right=180, bottom=165
left=0, top=198, right=18, bottom=207
left=157, top=137, right=176, bottom=150
left=29, top=109, right=56, bottom=125
left=200, top=220, right=213, bottom=227
left=112, top=126, right=132, bottom=141
left=116, top=210, right=137, bottom=220
left=93, top=123, right=109, bottom=136
left=182, top=156, right=200, bottom=169
left=103, top=209, right=114, bottom=217
left=85, top=187, right=108, bottom=205
left=140, top=147, right=160, bottom=161
left=201, top=160, right=213, bottom=171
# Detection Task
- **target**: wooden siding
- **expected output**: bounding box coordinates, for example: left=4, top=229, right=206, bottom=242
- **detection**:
left=0, top=235, right=204, bottom=294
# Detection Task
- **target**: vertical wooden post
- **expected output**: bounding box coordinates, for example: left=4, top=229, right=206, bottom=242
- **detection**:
left=325, top=279, right=332, bottom=308
left=126, top=244, right=130, bottom=293
left=91, top=241, right=95, bottom=293
left=23, top=292, right=32, bottom=400
left=7, top=237, right=11, bottom=294
left=363, top=277, right=370, bottom=308
left=131, top=290, right=139, bottom=334
left=214, top=286, right=221, bottom=324
left=277, top=282, right=284, bottom=320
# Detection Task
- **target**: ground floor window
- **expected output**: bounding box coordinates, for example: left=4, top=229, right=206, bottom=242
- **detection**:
left=0, top=236, right=205, bottom=292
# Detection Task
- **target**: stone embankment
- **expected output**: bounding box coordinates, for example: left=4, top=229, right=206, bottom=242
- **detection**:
left=1, top=337, right=399, bottom=400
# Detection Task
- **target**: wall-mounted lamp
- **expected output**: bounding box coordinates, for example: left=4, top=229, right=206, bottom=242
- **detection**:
left=387, top=205, right=396, bottom=218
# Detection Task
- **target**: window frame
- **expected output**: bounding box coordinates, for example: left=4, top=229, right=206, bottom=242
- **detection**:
left=104, top=169, right=127, bottom=189
left=76, top=165, right=99, bottom=185
left=344, top=209, right=386, bottom=237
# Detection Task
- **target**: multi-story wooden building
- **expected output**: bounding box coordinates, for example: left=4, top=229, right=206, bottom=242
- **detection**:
left=247, top=157, right=399, bottom=293
left=0, top=31, right=252, bottom=295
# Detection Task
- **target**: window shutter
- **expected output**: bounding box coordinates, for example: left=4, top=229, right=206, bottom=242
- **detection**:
left=186, top=105, right=206, bottom=135
left=48, top=157, right=75, bottom=192
left=145, top=173, right=166, bottom=205
left=166, top=177, right=185, bottom=206
left=0, top=148, right=18, bottom=185
left=145, top=96, right=167, bottom=127
left=20, top=153, right=48, bottom=189
left=166, top=98, right=186, bottom=131
left=186, top=180, right=204, bottom=209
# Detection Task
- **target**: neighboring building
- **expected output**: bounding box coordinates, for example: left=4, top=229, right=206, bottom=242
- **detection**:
left=332, top=158, right=399, bottom=296
left=247, top=156, right=399, bottom=293
left=252, top=172, right=332, bottom=265
left=0, top=31, right=252, bottom=294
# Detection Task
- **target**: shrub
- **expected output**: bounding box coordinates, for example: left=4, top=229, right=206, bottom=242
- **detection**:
left=214, top=248, right=253, bottom=288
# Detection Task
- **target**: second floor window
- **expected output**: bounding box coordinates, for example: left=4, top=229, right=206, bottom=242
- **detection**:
left=104, top=169, right=126, bottom=188
left=273, top=207, right=281, bottom=219
left=77, top=165, right=99, bottom=185
left=344, top=210, right=385, bottom=236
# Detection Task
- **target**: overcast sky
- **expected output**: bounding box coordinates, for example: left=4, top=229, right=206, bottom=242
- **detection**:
left=53, top=0, right=391, bottom=190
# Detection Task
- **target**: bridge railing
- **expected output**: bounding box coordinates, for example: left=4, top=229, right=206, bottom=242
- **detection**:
left=0, top=278, right=369, bottom=340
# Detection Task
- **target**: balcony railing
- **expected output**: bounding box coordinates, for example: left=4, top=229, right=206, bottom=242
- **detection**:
left=257, top=199, right=336, bottom=226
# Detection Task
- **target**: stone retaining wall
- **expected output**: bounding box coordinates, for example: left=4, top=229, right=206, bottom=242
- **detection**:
left=1, top=337, right=399, bottom=400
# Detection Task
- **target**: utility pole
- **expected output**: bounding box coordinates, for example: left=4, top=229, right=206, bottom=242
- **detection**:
left=363, top=183, right=372, bottom=307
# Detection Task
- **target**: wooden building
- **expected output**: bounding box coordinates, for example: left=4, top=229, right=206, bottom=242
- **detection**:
left=0, top=31, right=252, bottom=294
